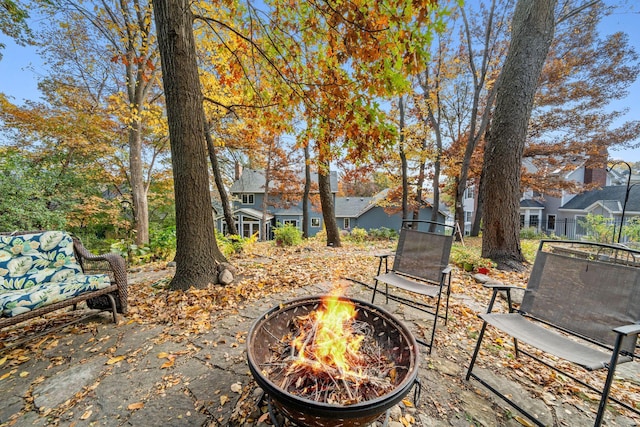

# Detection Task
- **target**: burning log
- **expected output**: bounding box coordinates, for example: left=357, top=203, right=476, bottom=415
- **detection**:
left=259, top=294, right=407, bottom=405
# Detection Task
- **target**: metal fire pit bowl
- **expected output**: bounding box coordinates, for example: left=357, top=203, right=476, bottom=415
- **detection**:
left=247, top=295, right=419, bottom=427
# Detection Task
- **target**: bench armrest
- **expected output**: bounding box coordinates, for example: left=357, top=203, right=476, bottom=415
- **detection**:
left=72, top=238, right=128, bottom=313
left=614, top=323, right=640, bottom=336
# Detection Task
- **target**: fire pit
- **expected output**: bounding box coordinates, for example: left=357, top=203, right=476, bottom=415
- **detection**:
left=247, top=295, right=419, bottom=427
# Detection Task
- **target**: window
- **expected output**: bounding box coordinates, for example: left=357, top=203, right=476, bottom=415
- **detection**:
left=464, top=211, right=473, bottom=223
left=311, top=218, right=321, bottom=227
left=242, top=219, right=259, bottom=238
left=529, top=214, right=539, bottom=228
left=547, top=214, right=556, bottom=231
left=520, top=214, right=525, bottom=228
left=283, top=220, right=297, bottom=227
left=344, top=218, right=351, bottom=229
left=465, top=186, right=475, bottom=199
left=242, top=194, right=254, bottom=205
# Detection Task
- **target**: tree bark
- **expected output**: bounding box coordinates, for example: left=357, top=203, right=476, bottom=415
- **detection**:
left=302, top=141, right=311, bottom=239
left=204, top=119, right=237, bottom=236
left=318, top=159, right=341, bottom=247
left=128, top=121, right=149, bottom=245
left=153, top=0, right=226, bottom=289
left=398, top=96, right=409, bottom=223
left=481, top=0, right=557, bottom=269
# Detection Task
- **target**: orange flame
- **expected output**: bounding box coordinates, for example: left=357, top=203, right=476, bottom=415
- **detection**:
left=292, top=290, right=364, bottom=374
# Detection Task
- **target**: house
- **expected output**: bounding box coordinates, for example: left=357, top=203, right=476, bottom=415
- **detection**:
left=217, top=168, right=446, bottom=240
left=462, top=156, right=640, bottom=241
left=556, top=185, right=640, bottom=239
left=335, top=189, right=447, bottom=232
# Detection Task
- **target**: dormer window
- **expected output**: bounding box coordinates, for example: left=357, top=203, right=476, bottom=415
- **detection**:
left=242, top=194, right=254, bottom=204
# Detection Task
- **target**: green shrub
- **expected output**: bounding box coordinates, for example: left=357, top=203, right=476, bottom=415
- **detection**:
left=347, top=227, right=368, bottom=243
left=519, top=227, right=541, bottom=240
left=368, top=227, right=398, bottom=240
left=150, top=225, right=176, bottom=260
left=273, top=223, right=303, bottom=246
left=216, top=231, right=257, bottom=257
left=450, top=245, right=496, bottom=272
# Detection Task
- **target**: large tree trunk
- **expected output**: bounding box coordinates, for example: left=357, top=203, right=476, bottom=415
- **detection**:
left=318, top=159, right=341, bottom=247
left=204, top=120, right=237, bottom=235
left=153, top=0, right=226, bottom=289
left=398, top=97, right=409, bottom=222
left=302, top=141, right=311, bottom=239
left=481, top=0, right=556, bottom=269
left=128, top=122, right=149, bottom=245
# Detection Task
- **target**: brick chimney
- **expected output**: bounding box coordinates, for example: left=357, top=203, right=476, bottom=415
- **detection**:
left=584, top=150, right=607, bottom=187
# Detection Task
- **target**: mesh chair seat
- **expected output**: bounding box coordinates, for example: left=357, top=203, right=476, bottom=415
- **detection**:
left=480, top=313, right=632, bottom=370
left=375, top=272, right=441, bottom=298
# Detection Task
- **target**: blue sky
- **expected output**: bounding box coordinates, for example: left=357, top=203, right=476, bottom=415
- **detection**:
left=0, top=3, right=639, bottom=162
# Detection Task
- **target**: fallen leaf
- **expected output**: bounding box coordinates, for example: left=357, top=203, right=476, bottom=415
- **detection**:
left=106, top=355, right=125, bottom=365
left=157, top=352, right=170, bottom=359
left=0, top=356, right=6, bottom=366
left=230, top=382, right=242, bottom=393
left=514, top=415, right=535, bottom=427
left=128, top=402, right=144, bottom=411
left=80, top=409, right=93, bottom=420
left=402, top=398, right=413, bottom=407
left=160, top=358, right=175, bottom=369
left=0, top=372, right=11, bottom=381
left=220, top=395, right=229, bottom=406
left=19, top=371, right=29, bottom=377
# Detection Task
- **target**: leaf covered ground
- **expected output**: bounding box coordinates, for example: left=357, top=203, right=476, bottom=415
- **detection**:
left=0, top=237, right=638, bottom=426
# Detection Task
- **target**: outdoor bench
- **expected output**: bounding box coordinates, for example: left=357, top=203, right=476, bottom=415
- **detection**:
left=0, top=231, right=128, bottom=335
left=466, top=239, right=640, bottom=427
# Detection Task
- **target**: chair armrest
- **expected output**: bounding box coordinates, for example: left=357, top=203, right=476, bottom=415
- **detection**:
left=482, top=283, right=522, bottom=314
left=72, top=238, right=128, bottom=313
left=483, top=282, right=517, bottom=290
left=442, top=265, right=452, bottom=275
left=614, top=323, right=640, bottom=336
left=375, top=251, right=393, bottom=259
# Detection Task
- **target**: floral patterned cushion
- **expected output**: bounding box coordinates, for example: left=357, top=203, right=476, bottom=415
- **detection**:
left=0, top=274, right=111, bottom=317
left=0, top=231, right=111, bottom=317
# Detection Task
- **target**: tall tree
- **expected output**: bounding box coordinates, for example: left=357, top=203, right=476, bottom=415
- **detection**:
left=481, top=0, right=557, bottom=269
left=153, top=0, right=226, bottom=289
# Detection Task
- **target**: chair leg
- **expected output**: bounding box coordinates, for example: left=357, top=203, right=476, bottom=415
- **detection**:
left=466, top=321, right=488, bottom=380
left=443, top=272, right=452, bottom=326
left=371, top=279, right=379, bottom=304
left=106, top=294, right=118, bottom=323
left=594, top=335, right=625, bottom=427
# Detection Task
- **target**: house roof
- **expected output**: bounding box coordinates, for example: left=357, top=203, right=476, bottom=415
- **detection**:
left=234, top=207, right=274, bottom=221
left=335, top=196, right=375, bottom=217
left=335, top=189, right=449, bottom=218
left=230, top=168, right=338, bottom=193
left=560, top=185, right=640, bottom=213
left=520, top=199, right=544, bottom=208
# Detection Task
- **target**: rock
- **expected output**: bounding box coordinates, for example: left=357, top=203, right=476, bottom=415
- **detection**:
left=389, top=404, right=402, bottom=420
left=219, top=268, right=234, bottom=285
left=472, top=273, right=494, bottom=284
left=220, top=262, right=237, bottom=275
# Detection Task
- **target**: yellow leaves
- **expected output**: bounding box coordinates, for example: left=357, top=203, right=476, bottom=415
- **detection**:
left=128, top=402, right=145, bottom=411
left=0, top=356, right=6, bottom=367
left=158, top=352, right=176, bottom=369
left=80, top=409, right=93, bottom=420
left=220, top=395, right=229, bottom=406
left=106, top=355, right=126, bottom=365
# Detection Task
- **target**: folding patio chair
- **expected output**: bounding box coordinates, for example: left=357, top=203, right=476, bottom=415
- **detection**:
left=466, top=240, right=640, bottom=426
left=349, top=220, right=454, bottom=353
